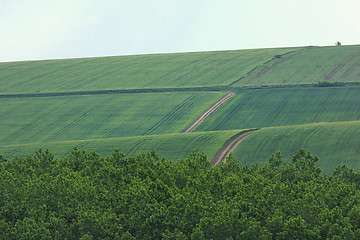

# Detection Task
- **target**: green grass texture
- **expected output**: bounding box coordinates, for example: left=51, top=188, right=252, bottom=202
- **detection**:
left=232, top=121, right=360, bottom=174
left=0, top=92, right=224, bottom=145
left=2, top=45, right=360, bottom=170
left=0, top=48, right=293, bottom=94
left=2, top=45, right=359, bottom=95
left=0, top=130, right=242, bottom=160
left=232, top=45, right=360, bottom=87
left=197, top=87, right=360, bottom=131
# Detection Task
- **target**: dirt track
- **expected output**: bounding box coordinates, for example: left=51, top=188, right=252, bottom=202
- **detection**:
left=182, top=92, right=235, bottom=133
left=212, top=130, right=255, bottom=166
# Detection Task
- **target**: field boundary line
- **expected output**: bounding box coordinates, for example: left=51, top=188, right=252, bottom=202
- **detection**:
left=212, top=129, right=257, bottom=166
left=0, top=86, right=229, bottom=98
left=2, top=83, right=360, bottom=99
left=182, top=92, right=235, bottom=133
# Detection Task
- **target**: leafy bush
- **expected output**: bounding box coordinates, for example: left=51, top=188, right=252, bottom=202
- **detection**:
left=314, top=81, right=345, bottom=87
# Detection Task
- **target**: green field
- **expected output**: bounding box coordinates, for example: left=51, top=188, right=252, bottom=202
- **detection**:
left=0, top=92, right=224, bottom=145
left=6, top=45, right=359, bottom=95
left=1, top=44, right=360, bottom=171
left=233, top=45, right=360, bottom=87
left=197, top=86, right=360, bottom=131
left=0, top=48, right=293, bottom=94
left=0, top=130, right=242, bottom=160
left=233, top=121, right=360, bottom=173
left=3, top=43, right=360, bottom=240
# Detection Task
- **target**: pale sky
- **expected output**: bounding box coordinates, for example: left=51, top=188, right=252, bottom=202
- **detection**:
left=0, top=0, right=359, bottom=62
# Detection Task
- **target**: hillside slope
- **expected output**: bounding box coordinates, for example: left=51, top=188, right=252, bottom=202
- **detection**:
left=0, top=130, right=243, bottom=160
left=0, top=92, right=225, bottom=146
left=197, top=86, right=360, bottom=131
left=233, top=45, right=360, bottom=87
left=0, top=48, right=294, bottom=94
left=2, top=45, right=359, bottom=95
left=232, top=121, right=360, bottom=173
left=1, top=45, right=360, bottom=170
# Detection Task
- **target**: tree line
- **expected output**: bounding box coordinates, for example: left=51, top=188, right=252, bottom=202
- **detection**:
left=1, top=148, right=360, bottom=239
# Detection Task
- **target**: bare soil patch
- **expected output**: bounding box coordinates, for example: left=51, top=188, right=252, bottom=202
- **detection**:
left=212, top=130, right=256, bottom=166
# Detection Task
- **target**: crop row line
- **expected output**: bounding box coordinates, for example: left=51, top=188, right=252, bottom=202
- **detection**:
left=146, top=95, right=196, bottom=135
left=183, top=92, right=235, bottom=133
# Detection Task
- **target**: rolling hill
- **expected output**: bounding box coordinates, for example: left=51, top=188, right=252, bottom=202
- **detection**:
left=2, top=45, right=359, bottom=95
left=0, top=92, right=224, bottom=145
left=232, top=121, right=360, bottom=174
left=0, top=47, right=293, bottom=94
left=232, top=45, right=360, bottom=87
left=196, top=86, right=360, bottom=131
left=1, top=44, right=360, bottom=173
left=0, top=130, right=244, bottom=161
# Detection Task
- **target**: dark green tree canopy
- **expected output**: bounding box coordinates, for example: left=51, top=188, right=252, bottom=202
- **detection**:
left=1, top=148, right=360, bottom=239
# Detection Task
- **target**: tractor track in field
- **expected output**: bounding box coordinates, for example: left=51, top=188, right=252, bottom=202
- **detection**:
left=212, top=130, right=256, bottom=166
left=1, top=87, right=235, bottom=136
left=182, top=92, right=235, bottom=133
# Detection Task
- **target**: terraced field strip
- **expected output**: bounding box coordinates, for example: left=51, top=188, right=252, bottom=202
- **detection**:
left=197, top=87, right=360, bottom=132
left=0, top=47, right=294, bottom=94
left=232, top=121, right=360, bottom=174
left=2, top=46, right=359, bottom=94
left=0, top=130, right=241, bottom=160
left=0, top=92, right=224, bottom=146
left=212, top=129, right=256, bottom=165
left=183, top=92, right=235, bottom=133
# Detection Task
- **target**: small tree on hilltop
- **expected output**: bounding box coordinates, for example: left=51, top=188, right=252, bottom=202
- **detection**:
left=335, top=41, right=342, bottom=46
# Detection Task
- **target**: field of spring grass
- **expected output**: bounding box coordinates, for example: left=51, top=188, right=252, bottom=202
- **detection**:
left=0, top=130, right=243, bottom=160
left=196, top=86, right=360, bottom=131
left=0, top=92, right=224, bottom=146
left=232, top=45, right=360, bottom=87
left=5, top=45, right=359, bottom=95
left=232, top=121, right=360, bottom=174
left=0, top=48, right=294, bottom=94
left=1, top=44, right=360, bottom=171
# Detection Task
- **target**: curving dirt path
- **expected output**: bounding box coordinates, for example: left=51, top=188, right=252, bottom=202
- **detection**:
left=182, top=92, right=235, bottom=133
left=212, top=130, right=256, bottom=166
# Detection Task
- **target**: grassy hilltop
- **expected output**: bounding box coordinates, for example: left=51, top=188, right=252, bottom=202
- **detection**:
left=0, top=48, right=292, bottom=94
left=1, top=44, right=360, bottom=172
left=232, top=45, right=360, bottom=86
left=2, top=45, right=360, bottom=95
